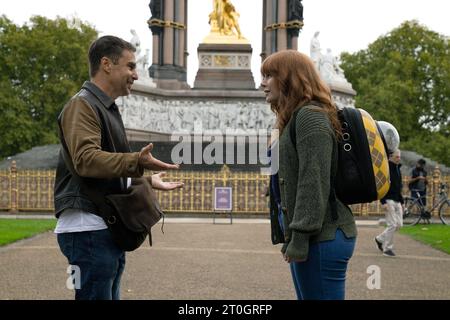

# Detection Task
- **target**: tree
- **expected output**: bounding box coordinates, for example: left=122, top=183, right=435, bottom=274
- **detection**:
left=340, top=20, right=450, bottom=166
left=0, top=15, right=97, bottom=160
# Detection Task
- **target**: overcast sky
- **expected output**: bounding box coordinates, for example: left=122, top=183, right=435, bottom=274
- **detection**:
left=2, top=0, right=449, bottom=87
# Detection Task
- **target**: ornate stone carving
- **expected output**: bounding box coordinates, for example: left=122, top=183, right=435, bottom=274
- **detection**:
left=198, top=53, right=251, bottom=69
left=237, top=55, right=250, bottom=68
left=117, top=94, right=275, bottom=134
left=332, top=93, right=356, bottom=109
left=214, top=55, right=234, bottom=67
left=200, top=55, right=213, bottom=67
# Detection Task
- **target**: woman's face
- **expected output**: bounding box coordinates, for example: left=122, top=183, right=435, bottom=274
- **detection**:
left=261, top=74, right=280, bottom=104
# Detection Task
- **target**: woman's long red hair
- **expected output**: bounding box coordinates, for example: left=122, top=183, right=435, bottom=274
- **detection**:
left=261, top=50, right=341, bottom=138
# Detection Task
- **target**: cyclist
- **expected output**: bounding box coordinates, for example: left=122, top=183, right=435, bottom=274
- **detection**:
left=375, top=149, right=404, bottom=257
left=409, top=159, right=428, bottom=205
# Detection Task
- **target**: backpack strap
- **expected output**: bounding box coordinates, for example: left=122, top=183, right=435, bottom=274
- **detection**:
left=288, top=101, right=339, bottom=221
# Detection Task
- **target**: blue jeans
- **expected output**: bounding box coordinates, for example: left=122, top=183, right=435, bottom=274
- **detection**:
left=57, top=229, right=126, bottom=300
left=289, top=229, right=356, bottom=300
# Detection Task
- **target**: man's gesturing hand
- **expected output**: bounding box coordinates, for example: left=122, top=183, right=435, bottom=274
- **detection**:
left=150, top=172, right=184, bottom=191
left=138, top=143, right=180, bottom=171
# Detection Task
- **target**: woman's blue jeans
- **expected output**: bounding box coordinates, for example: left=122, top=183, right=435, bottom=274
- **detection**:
left=57, top=229, right=126, bottom=300
left=289, top=229, right=356, bottom=300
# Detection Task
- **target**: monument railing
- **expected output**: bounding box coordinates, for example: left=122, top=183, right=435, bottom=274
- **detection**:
left=1, top=161, right=449, bottom=217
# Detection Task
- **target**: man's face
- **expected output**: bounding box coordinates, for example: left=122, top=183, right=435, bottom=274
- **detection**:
left=391, top=153, right=401, bottom=165
left=109, top=49, right=138, bottom=97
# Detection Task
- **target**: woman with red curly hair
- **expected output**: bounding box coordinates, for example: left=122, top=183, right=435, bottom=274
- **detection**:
left=262, top=50, right=357, bottom=300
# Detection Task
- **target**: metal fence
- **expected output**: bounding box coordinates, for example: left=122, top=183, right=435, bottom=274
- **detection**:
left=1, top=161, right=448, bottom=216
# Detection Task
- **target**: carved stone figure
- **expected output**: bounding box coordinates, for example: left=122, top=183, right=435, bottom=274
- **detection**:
left=137, top=49, right=150, bottom=71
left=288, top=0, right=303, bottom=21
left=333, top=55, right=350, bottom=84
left=148, top=0, right=163, bottom=34
left=128, top=30, right=155, bottom=86
left=320, top=48, right=334, bottom=80
left=310, top=31, right=322, bottom=69
left=319, top=48, right=351, bottom=85
left=130, top=29, right=141, bottom=56
left=149, top=0, right=162, bottom=20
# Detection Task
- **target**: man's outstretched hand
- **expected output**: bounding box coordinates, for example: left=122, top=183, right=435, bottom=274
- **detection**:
left=150, top=172, right=184, bottom=191
left=138, top=143, right=180, bottom=171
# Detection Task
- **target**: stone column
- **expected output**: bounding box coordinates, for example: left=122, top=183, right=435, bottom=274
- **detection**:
left=261, top=0, right=276, bottom=59
left=261, top=0, right=304, bottom=59
left=290, top=33, right=299, bottom=51
left=148, top=0, right=163, bottom=65
left=286, top=0, right=303, bottom=50
left=163, top=0, right=174, bottom=65
left=277, top=0, right=287, bottom=51
left=177, top=0, right=186, bottom=69
left=152, top=33, right=160, bottom=65
left=183, top=0, right=189, bottom=69
left=148, top=0, right=189, bottom=89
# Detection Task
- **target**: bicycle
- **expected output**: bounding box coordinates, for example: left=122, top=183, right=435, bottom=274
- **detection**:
left=402, top=183, right=450, bottom=226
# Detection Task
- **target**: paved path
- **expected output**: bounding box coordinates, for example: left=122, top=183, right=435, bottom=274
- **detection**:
left=0, top=220, right=449, bottom=300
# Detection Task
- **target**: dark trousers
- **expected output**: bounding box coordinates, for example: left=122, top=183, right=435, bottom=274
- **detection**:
left=57, top=229, right=125, bottom=300
left=411, top=190, right=427, bottom=206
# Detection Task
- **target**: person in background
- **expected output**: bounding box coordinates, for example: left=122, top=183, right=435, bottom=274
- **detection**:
left=409, top=158, right=428, bottom=207
left=375, top=149, right=403, bottom=257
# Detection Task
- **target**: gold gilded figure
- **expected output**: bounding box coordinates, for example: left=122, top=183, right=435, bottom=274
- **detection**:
left=209, top=0, right=242, bottom=38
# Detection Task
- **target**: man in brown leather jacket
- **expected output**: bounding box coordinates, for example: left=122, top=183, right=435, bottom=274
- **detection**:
left=54, top=35, right=183, bottom=300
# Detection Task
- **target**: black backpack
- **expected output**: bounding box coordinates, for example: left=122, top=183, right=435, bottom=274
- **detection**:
left=289, top=102, right=391, bottom=219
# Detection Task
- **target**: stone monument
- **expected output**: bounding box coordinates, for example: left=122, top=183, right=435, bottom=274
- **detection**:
left=129, top=29, right=156, bottom=88
left=193, top=0, right=256, bottom=90
left=309, top=31, right=356, bottom=108
left=118, top=2, right=357, bottom=170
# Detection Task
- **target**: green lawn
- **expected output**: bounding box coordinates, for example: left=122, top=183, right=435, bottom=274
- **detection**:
left=399, top=225, right=450, bottom=254
left=0, top=219, right=57, bottom=246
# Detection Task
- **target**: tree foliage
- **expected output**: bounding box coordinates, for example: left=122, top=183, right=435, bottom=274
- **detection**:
left=340, top=20, right=450, bottom=166
left=0, top=15, right=97, bottom=159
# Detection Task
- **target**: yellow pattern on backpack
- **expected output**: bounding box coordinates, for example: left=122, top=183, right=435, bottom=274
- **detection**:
left=359, top=109, right=390, bottom=200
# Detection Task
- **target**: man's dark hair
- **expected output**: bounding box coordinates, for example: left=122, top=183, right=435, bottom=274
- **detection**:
left=88, top=36, right=136, bottom=77
left=418, top=159, right=426, bottom=166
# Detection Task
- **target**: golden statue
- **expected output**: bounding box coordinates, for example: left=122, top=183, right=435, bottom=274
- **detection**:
left=204, top=0, right=248, bottom=44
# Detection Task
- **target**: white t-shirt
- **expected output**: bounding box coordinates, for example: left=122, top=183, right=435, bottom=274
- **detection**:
left=54, top=209, right=107, bottom=233
left=54, top=178, right=132, bottom=234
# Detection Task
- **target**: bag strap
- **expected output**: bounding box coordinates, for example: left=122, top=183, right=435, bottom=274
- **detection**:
left=288, top=101, right=339, bottom=221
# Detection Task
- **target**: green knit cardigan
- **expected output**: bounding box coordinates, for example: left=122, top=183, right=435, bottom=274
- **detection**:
left=275, top=106, right=357, bottom=261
